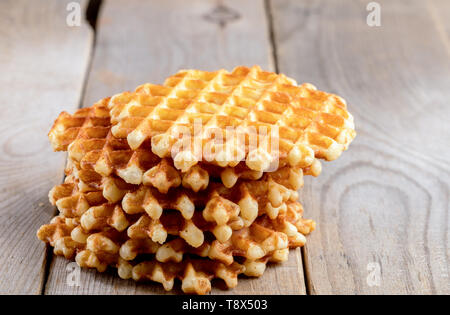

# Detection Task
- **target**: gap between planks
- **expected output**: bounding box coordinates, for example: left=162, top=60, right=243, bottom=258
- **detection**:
left=40, top=0, right=103, bottom=295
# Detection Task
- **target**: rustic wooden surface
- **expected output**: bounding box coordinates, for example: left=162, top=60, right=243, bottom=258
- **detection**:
left=271, top=0, right=450, bottom=294
left=0, top=0, right=92, bottom=294
left=0, top=0, right=448, bottom=295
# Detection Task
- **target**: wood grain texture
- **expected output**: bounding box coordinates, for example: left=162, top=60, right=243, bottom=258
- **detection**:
left=271, top=0, right=449, bottom=294
left=44, top=0, right=307, bottom=295
left=82, top=0, right=275, bottom=106
left=0, top=0, right=92, bottom=294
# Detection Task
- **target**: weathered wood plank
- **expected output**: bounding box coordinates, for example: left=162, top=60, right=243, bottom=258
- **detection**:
left=0, top=0, right=92, bottom=294
left=271, top=0, right=450, bottom=294
left=82, top=0, right=275, bottom=106
left=45, top=0, right=307, bottom=295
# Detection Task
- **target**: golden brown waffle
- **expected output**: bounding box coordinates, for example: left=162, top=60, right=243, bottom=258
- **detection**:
left=37, top=216, right=82, bottom=258
left=59, top=159, right=304, bottom=231
left=41, top=194, right=314, bottom=265
left=37, top=206, right=314, bottom=294
left=66, top=156, right=307, bottom=206
left=121, top=177, right=301, bottom=244
left=49, top=176, right=304, bottom=249
left=37, top=217, right=238, bottom=294
left=37, top=215, right=126, bottom=271
left=119, top=258, right=243, bottom=294
left=108, top=65, right=355, bottom=173
left=49, top=99, right=183, bottom=190
left=49, top=100, right=321, bottom=192
left=121, top=201, right=315, bottom=265
left=37, top=215, right=122, bottom=271
left=49, top=178, right=106, bottom=217
left=48, top=177, right=314, bottom=257
left=120, top=253, right=291, bottom=292
left=65, top=163, right=135, bottom=203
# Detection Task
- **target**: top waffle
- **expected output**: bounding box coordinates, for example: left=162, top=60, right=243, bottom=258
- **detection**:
left=108, top=65, right=355, bottom=172
left=48, top=98, right=321, bottom=191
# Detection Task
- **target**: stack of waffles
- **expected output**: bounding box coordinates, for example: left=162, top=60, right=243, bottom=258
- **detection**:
left=37, top=66, right=355, bottom=294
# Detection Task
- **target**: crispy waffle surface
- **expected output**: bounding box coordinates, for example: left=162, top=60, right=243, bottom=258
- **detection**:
left=48, top=98, right=322, bottom=193
left=108, top=65, right=355, bottom=173
left=37, top=197, right=315, bottom=294
left=65, top=154, right=307, bottom=206
left=50, top=169, right=313, bottom=246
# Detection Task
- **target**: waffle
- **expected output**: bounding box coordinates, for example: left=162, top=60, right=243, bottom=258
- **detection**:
left=121, top=201, right=315, bottom=265
left=119, top=258, right=244, bottom=294
left=49, top=178, right=106, bottom=217
left=67, top=158, right=310, bottom=209
left=108, top=65, right=355, bottom=173
left=65, top=155, right=306, bottom=205
left=121, top=172, right=300, bottom=218
left=40, top=194, right=314, bottom=266
left=49, top=101, right=321, bottom=195
left=37, top=204, right=314, bottom=294
left=120, top=254, right=286, bottom=293
left=65, top=164, right=135, bottom=203
left=36, top=216, right=242, bottom=294
left=49, top=99, right=184, bottom=191
left=48, top=181, right=314, bottom=259
left=122, top=175, right=302, bottom=238
left=59, top=159, right=303, bottom=221
left=49, top=175, right=302, bottom=248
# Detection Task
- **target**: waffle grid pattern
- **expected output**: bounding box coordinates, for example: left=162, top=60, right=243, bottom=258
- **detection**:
left=108, top=65, right=355, bottom=173
left=50, top=101, right=321, bottom=194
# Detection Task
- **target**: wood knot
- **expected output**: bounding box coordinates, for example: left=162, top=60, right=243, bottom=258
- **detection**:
left=203, top=4, right=240, bottom=28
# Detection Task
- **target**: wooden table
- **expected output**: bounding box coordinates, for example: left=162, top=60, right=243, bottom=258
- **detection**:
left=0, top=0, right=448, bottom=295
